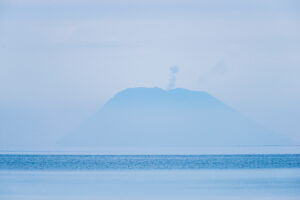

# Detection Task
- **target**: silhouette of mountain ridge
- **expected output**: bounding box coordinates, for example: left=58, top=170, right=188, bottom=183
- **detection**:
left=61, top=87, right=292, bottom=147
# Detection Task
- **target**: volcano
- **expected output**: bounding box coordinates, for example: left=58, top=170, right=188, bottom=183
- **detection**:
left=61, top=87, right=292, bottom=147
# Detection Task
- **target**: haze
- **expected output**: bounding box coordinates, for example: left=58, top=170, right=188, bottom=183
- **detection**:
left=0, top=0, right=300, bottom=147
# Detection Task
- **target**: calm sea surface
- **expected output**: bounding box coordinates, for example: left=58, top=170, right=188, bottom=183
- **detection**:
left=0, top=154, right=300, bottom=200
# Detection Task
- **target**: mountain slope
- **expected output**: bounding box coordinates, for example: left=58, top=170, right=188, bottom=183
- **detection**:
left=61, top=87, right=292, bottom=147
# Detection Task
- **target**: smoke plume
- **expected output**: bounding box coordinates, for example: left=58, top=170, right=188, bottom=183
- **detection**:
left=168, top=66, right=179, bottom=90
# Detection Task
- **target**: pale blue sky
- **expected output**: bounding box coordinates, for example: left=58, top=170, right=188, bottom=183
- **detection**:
left=0, top=0, right=300, bottom=146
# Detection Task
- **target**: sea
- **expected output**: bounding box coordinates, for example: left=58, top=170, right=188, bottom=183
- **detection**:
left=0, top=152, right=300, bottom=200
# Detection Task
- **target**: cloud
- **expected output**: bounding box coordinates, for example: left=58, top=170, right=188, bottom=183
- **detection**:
left=212, top=60, right=227, bottom=75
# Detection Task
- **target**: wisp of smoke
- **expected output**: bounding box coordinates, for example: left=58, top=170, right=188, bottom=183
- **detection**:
left=168, top=66, right=179, bottom=90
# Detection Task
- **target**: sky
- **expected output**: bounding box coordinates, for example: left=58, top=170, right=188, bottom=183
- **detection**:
left=0, top=0, right=300, bottom=146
